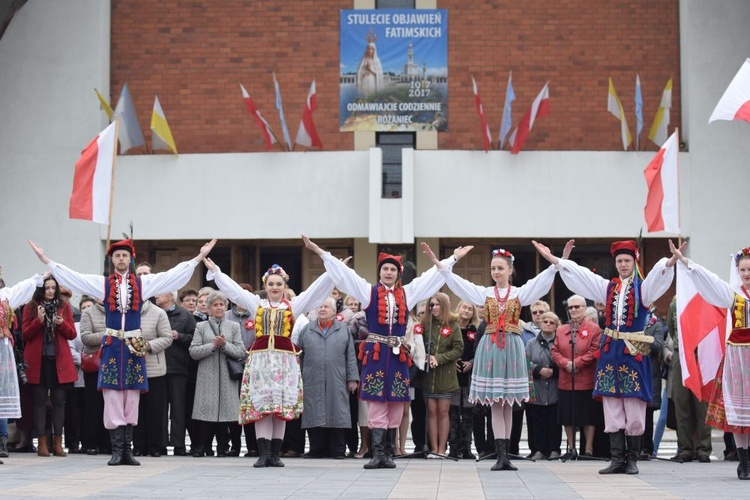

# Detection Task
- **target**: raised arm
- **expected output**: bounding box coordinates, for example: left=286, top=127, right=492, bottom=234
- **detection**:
left=204, top=258, right=260, bottom=313
left=516, top=265, right=558, bottom=306
left=402, top=255, right=456, bottom=307
left=141, top=239, right=216, bottom=298
left=0, top=273, right=45, bottom=309
left=290, top=272, right=335, bottom=319
left=557, top=259, right=609, bottom=304
left=304, top=233, right=372, bottom=305
left=30, top=240, right=105, bottom=299
left=640, top=258, right=675, bottom=305
left=679, top=259, right=734, bottom=309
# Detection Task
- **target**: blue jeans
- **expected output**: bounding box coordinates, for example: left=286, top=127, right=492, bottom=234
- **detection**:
left=652, top=386, right=669, bottom=454
left=0, top=418, right=8, bottom=438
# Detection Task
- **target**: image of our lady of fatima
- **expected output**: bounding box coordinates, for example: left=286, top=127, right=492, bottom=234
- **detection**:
left=339, top=9, right=448, bottom=132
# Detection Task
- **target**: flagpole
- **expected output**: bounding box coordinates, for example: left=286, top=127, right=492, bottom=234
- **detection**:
left=106, top=119, right=121, bottom=251
left=675, top=127, right=682, bottom=240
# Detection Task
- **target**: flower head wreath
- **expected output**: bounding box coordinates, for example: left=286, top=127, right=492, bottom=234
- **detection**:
left=491, top=248, right=515, bottom=262
left=262, top=264, right=290, bottom=284
left=735, top=247, right=750, bottom=265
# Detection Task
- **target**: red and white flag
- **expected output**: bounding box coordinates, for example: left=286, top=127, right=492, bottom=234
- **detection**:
left=295, top=80, right=322, bottom=149
left=69, top=121, right=118, bottom=224
left=294, top=80, right=323, bottom=149
left=510, top=82, right=549, bottom=154
left=676, top=264, right=727, bottom=401
left=709, top=58, right=750, bottom=123
left=240, top=84, right=276, bottom=150
left=643, top=130, right=680, bottom=233
left=471, top=76, right=492, bottom=152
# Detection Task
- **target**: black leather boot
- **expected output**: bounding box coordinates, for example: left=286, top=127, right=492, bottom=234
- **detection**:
left=364, top=428, right=386, bottom=469
left=107, top=428, right=124, bottom=466
left=382, top=429, right=396, bottom=469
left=501, top=439, right=517, bottom=470
left=599, top=430, right=627, bottom=474
left=737, top=448, right=750, bottom=480
left=490, top=438, right=517, bottom=471
left=253, top=438, right=271, bottom=468
left=268, top=438, right=284, bottom=467
left=121, top=425, right=140, bottom=466
left=460, top=409, right=475, bottom=459
left=625, top=435, right=641, bottom=475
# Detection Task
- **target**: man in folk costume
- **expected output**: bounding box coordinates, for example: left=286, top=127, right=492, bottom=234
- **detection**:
left=537, top=240, right=678, bottom=475
left=303, top=236, right=460, bottom=469
left=29, top=238, right=216, bottom=466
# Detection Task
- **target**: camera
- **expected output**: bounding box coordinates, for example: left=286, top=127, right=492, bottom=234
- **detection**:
left=16, top=361, right=28, bottom=385
left=43, top=301, right=58, bottom=317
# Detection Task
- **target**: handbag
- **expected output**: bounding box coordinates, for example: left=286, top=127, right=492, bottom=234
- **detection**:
left=226, top=357, right=245, bottom=381
left=208, top=320, right=245, bottom=381
left=81, top=349, right=102, bottom=373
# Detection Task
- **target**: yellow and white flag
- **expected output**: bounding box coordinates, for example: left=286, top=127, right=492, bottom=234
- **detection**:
left=607, top=78, right=632, bottom=150
left=95, top=88, right=113, bottom=121
left=151, top=95, right=178, bottom=155
left=648, top=77, right=672, bottom=147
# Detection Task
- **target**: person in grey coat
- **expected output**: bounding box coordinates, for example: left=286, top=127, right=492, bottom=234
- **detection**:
left=297, top=297, right=359, bottom=459
left=525, top=311, right=562, bottom=460
left=189, top=291, right=245, bottom=457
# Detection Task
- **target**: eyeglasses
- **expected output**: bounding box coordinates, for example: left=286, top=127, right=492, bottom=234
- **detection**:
left=531, top=310, right=545, bottom=315
left=542, top=320, right=557, bottom=325
left=567, top=305, right=583, bottom=310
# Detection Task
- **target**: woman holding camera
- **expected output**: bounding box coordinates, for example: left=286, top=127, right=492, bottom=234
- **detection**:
left=22, top=275, right=77, bottom=457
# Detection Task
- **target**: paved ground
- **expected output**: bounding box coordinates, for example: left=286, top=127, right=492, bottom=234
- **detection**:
left=0, top=430, right=747, bottom=499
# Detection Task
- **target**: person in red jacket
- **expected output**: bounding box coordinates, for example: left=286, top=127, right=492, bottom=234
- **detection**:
left=551, top=294, right=602, bottom=458
left=22, top=275, right=77, bottom=457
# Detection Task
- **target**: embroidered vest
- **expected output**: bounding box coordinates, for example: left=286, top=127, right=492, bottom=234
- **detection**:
left=731, top=293, right=750, bottom=330
left=484, top=296, right=522, bottom=334
left=605, top=277, right=649, bottom=332
left=0, top=299, right=13, bottom=338
left=103, top=276, right=143, bottom=331
left=364, top=285, right=408, bottom=337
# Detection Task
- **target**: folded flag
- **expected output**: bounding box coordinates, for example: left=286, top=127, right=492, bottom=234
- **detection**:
left=240, top=83, right=276, bottom=150
left=648, top=77, right=672, bottom=147
left=608, top=77, right=632, bottom=150
left=295, top=80, right=323, bottom=149
left=150, top=96, right=178, bottom=155
left=471, top=76, right=492, bottom=152
left=510, top=82, right=549, bottom=154
left=112, top=82, right=146, bottom=154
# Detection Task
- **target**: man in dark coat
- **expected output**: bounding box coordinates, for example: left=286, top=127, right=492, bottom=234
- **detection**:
left=156, top=291, right=196, bottom=456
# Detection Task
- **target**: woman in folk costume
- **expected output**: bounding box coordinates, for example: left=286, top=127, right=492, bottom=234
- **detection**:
left=303, top=236, right=461, bottom=470
left=29, top=238, right=216, bottom=466
left=536, top=239, right=678, bottom=476
left=202, top=252, right=335, bottom=468
left=0, top=269, right=46, bottom=465
left=669, top=241, right=750, bottom=480
left=425, top=241, right=563, bottom=472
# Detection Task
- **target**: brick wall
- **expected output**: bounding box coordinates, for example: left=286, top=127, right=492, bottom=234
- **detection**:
left=111, top=0, right=679, bottom=154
